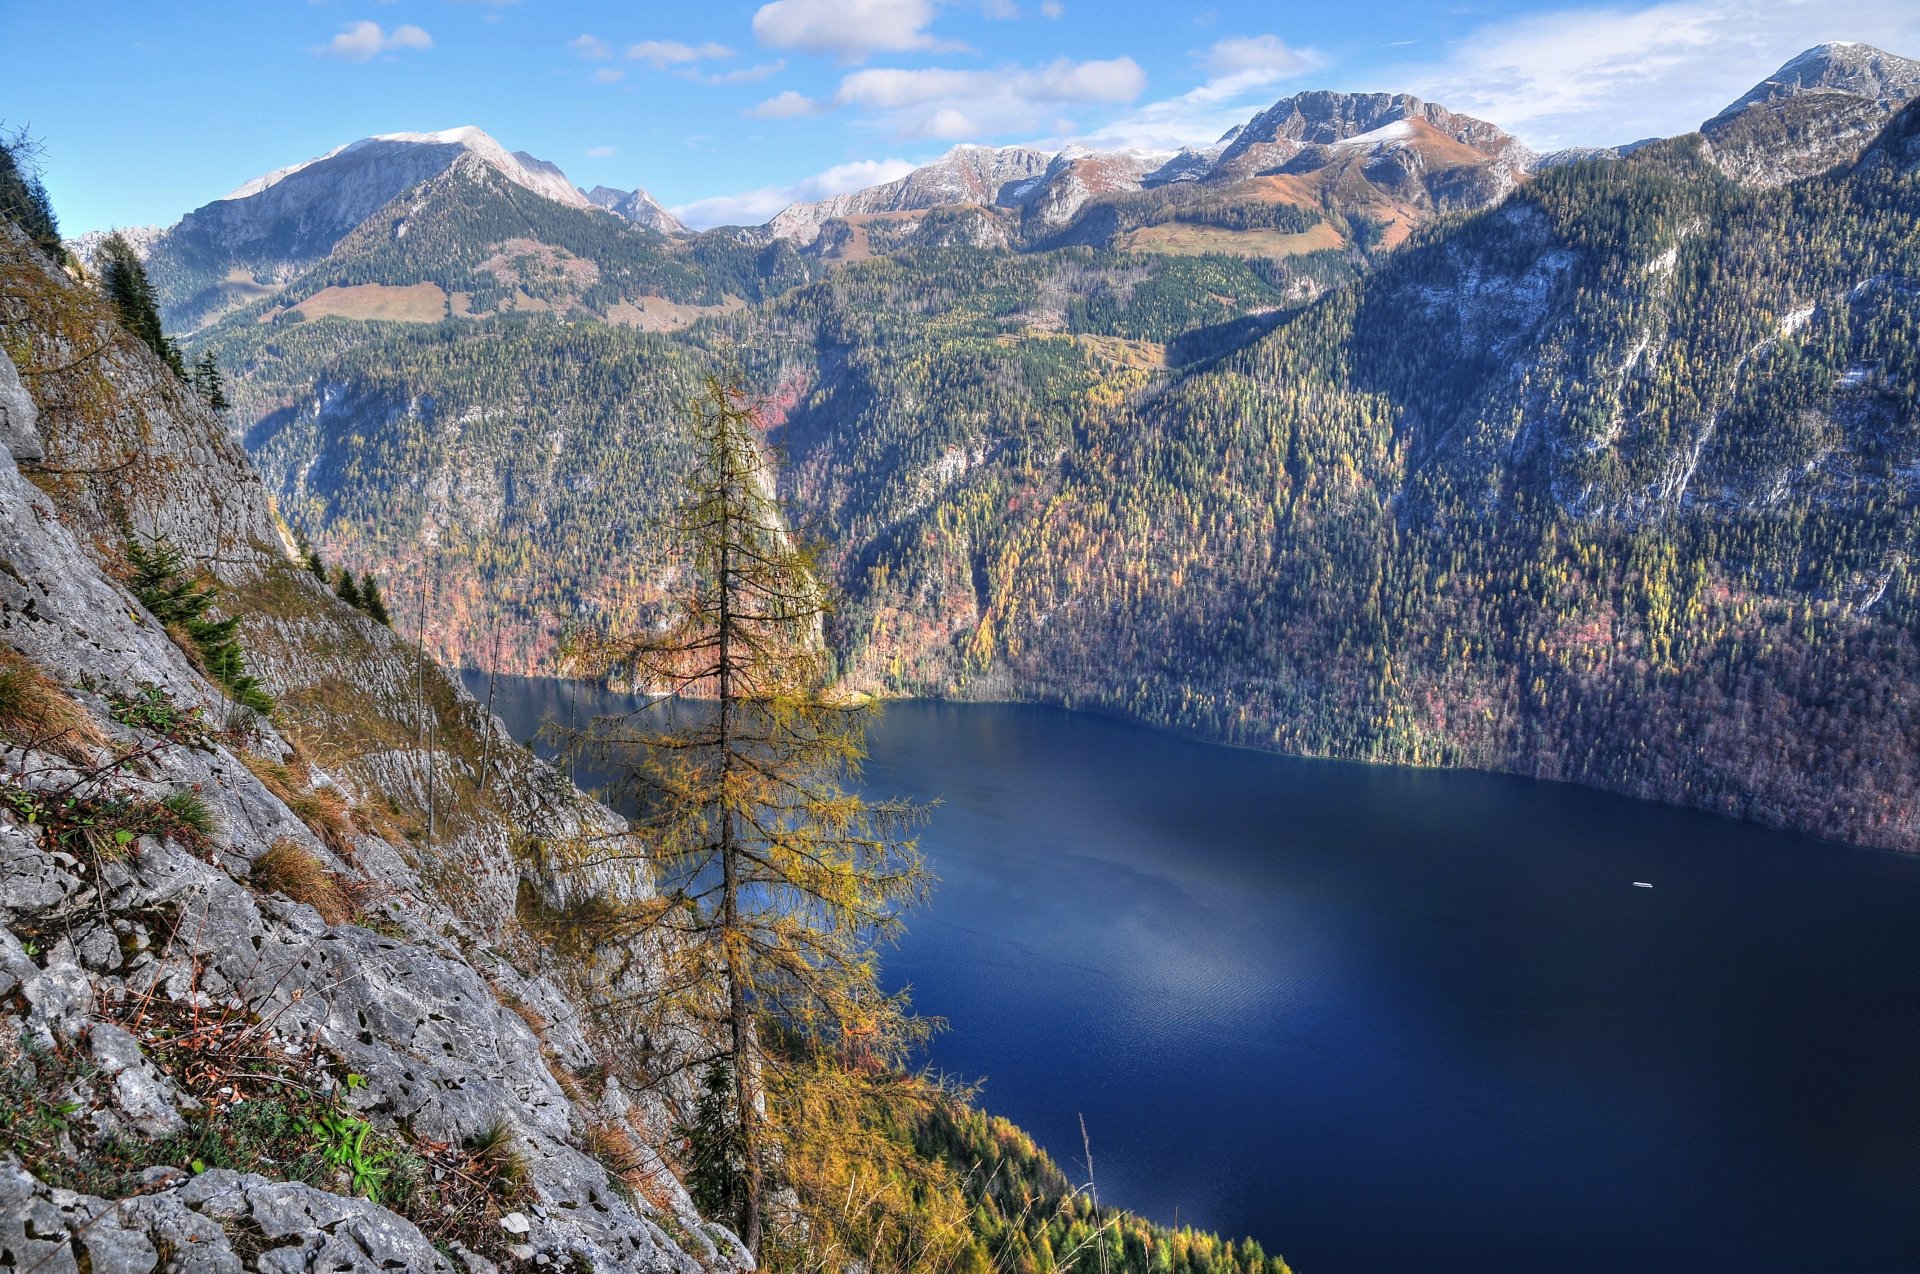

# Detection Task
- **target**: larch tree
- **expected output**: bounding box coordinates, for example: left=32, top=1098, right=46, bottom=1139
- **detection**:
left=565, top=373, right=931, bottom=1255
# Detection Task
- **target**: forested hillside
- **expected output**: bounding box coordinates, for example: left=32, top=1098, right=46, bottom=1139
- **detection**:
left=907, top=126, right=1920, bottom=850
left=188, top=86, right=1920, bottom=852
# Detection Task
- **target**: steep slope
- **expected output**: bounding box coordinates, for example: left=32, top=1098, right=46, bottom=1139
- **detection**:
left=1703, top=42, right=1920, bottom=186
left=0, top=226, right=739, bottom=1269
left=203, top=245, right=1334, bottom=675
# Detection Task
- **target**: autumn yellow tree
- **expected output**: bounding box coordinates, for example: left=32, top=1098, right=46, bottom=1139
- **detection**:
left=567, top=373, right=930, bottom=1255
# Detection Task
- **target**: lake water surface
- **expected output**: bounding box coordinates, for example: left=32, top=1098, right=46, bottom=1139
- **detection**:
left=468, top=674, right=1920, bottom=1273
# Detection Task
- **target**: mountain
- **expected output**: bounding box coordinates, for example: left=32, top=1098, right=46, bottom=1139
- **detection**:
left=1703, top=42, right=1920, bottom=185
left=138, top=143, right=814, bottom=333
left=766, top=90, right=1538, bottom=262
left=585, top=183, right=689, bottom=236
left=767, top=144, right=1057, bottom=243
left=186, top=53, right=1920, bottom=858
left=65, top=222, right=165, bottom=270
left=782, top=106, right=1920, bottom=854
left=1707, top=41, right=1920, bottom=124
left=135, top=126, right=599, bottom=328
left=1201, top=90, right=1534, bottom=185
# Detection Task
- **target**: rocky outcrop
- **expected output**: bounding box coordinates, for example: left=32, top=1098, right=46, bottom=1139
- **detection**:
left=0, top=336, right=42, bottom=463
left=0, top=1162, right=461, bottom=1274
left=768, top=145, right=1054, bottom=245
left=0, top=225, right=736, bottom=1269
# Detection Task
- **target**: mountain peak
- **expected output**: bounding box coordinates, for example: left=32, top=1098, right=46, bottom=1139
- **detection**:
left=1701, top=43, right=1920, bottom=187
left=584, top=184, right=689, bottom=236
left=1206, top=88, right=1532, bottom=184
left=217, top=126, right=589, bottom=212
left=1707, top=42, right=1920, bottom=126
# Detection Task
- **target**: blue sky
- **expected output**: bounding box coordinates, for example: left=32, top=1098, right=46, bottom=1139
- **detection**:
left=7, top=0, right=1920, bottom=234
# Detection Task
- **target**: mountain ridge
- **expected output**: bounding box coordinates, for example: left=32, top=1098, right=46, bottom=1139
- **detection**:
left=183, top=61, right=1920, bottom=857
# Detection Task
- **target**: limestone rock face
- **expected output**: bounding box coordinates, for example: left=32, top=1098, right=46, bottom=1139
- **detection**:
left=0, top=227, right=732, bottom=1270
left=0, top=347, right=42, bottom=463
left=0, top=1161, right=461, bottom=1274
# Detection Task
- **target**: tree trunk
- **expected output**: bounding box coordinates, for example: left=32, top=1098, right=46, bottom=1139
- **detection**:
left=716, top=449, right=764, bottom=1253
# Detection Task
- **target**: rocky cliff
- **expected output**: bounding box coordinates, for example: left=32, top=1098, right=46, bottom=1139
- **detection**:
left=0, top=225, right=738, bottom=1271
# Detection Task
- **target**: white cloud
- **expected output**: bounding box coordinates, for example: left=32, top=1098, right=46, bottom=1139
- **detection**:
left=830, top=56, right=1146, bottom=137
left=594, top=67, right=626, bottom=84
left=569, top=34, right=612, bottom=61
left=695, top=59, right=789, bottom=85
left=1204, top=34, right=1311, bottom=77
left=1387, top=0, right=1920, bottom=148
left=585, top=145, right=620, bottom=158
left=752, top=0, right=950, bottom=62
left=1040, top=0, right=1063, bottom=16
left=323, top=20, right=433, bottom=62
left=671, top=157, right=920, bottom=228
left=628, top=39, right=736, bottom=68
left=750, top=89, right=826, bottom=118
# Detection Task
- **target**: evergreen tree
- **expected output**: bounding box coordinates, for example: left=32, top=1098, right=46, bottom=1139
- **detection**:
left=125, top=539, right=273, bottom=713
left=334, top=569, right=363, bottom=609
left=676, top=1061, right=748, bottom=1234
left=566, top=374, right=930, bottom=1255
left=0, top=130, right=61, bottom=257
left=360, top=574, right=391, bottom=626
left=97, top=232, right=182, bottom=375
left=305, top=546, right=327, bottom=580
left=192, top=350, right=229, bottom=412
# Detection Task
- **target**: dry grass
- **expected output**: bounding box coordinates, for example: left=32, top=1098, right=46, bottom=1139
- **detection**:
left=1115, top=220, right=1346, bottom=258
left=240, top=752, right=357, bottom=856
left=282, top=283, right=450, bottom=324
left=0, top=645, right=106, bottom=761
left=252, top=838, right=354, bottom=924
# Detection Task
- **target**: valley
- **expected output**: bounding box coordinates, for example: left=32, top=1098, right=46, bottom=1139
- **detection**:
left=136, top=42, right=1920, bottom=855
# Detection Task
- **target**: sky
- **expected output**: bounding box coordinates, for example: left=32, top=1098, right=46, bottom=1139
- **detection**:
left=6, top=0, right=1920, bottom=234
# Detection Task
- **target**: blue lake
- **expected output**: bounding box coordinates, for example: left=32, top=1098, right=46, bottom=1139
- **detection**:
left=468, top=674, right=1920, bottom=1273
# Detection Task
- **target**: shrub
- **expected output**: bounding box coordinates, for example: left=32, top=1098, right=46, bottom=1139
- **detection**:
left=469, top=1119, right=529, bottom=1198
left=0, top=783, right=208, bottom=860
left=108, top=682, right=210, bottom=746
left=160, top=789, right=215, bottom=841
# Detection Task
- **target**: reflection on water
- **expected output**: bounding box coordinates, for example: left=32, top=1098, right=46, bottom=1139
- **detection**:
left=469, top=674, right=1920, bottom=1274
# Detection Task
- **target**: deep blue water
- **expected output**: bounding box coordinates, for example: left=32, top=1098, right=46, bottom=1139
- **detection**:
left=467, top=673, right=1920, bottom=1274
